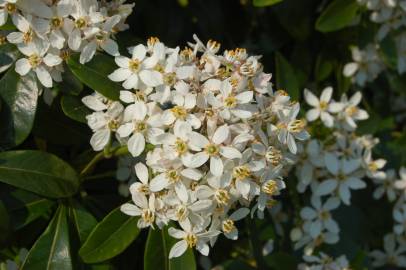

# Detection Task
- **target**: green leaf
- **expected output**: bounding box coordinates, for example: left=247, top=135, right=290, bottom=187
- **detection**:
left=67, top=54, right=120, bottom=100
left=275, top=52, right=299, bottom=100
left=0, top=150, right=79, bottom=198
left=21, top=205, right=73, bottom=270
left=315, top=54, right=333, bottom=82
left=69, top=201, right=98, bottom=243
left=0, top=17, right=17, bottom=31
left=380, top=34, right=397, bottom=70
left=61, top=95, right=91, bottom=124
left=316, top=0, right=359, bottom=32
left=0, top=69, right=39, bottom=149
left=144, top=227, right=196, bottom=270
left=3, top=189, right=55, bottom=230
left=253, top=0, right=283, bottom=7
left=55, top=65, right=83, bottom=96
left=79, top=205, right=140, bottom=263
left=264, top=252, right=298, bottom=270
left=0, top=201, right=10, bottom=243
left=0, top=43, right=19, bottom=73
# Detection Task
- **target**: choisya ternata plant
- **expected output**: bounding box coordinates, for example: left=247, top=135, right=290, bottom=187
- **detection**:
left=82, top=35, right=310, bottom=258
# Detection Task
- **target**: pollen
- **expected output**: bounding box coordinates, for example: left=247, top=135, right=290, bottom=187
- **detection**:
left=171, top=106, right=187, bottom=119
left=51, top=17, right=63, bottom=29
left=129, top=59, right=140, bottom=72
left=147, top=36, right=160, bottom=47
left=233, top=165, right=251, bottom=181
left=75, top=17, right=87, bottom=29
left=166, top=170, right=180, bottom=183
left=163, top=72, right=177, bottom=86
left=5, top=3, right=16, bottom=13
left=184, top=233, right=198, bottom=248
left=141, top=209, right=155, bottom=224
left=134, top=121, right=147, bottom=132
left=175, top=138, right=188, bottom=155
left=28, top=54, right=42, bottom=68
left=319, top=101, right=328, bottom=110
left=23, top=29, right=33, bottom=44
left=262, top=180, right=278, bottom=195
left=224, top=96, right=237, bottom=108
left=222, top=219, right=235, bottom=233
left=288, top=119, right=306, bottom=133
left=205, top=143, right=219, bottom=156
left=266, top=146, right=282, bottom=166
left=215, top=189, right=230, bottom=205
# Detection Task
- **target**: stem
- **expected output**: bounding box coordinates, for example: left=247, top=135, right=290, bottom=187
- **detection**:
left=79, top=145, right=129, bottom=178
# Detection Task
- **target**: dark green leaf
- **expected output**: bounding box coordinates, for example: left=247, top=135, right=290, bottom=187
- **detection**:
left=316, top=0, right=359, bottom=32
left=67, top=54, right=120, bottom=100
left=0, top=150, right=79, bottom=198
left=253, top=0, right=283, bottom=7
left=0, top=43, right=19, bottom=73
left=61, top=95, right=91, bottom=124
left=21, top=205, right=73, bottom=270
left=264, top=252, right=298, bottom=270
left=3, top=189, right=55, bottom=230
left=380, top=34, right=397, bottom=70
left=0, top=17, right=17, bottom=30
left=0, top=69, right=39, bottom=149
left=0, top=201, right=10, bottom=243
left=56, top=65, right=83, bottom=96
left=275, top=52, right=299, bottom=100
left=144, top=226, right=196, bottom=270
left=69, top=201, right=98, bottom=243
left=79, top=205, right=140, bottom=263
left=315, top=54, right=333, bottom=82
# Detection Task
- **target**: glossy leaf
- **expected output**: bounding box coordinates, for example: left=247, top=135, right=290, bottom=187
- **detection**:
left=0, top=43, right=19, bottom=73
left=3, top=189, right=55, bottom=230
left=67, top=54, right=120, bottom=100
left=0, top=69, right=39, bottom=149
left=315, top=0, right=359, bottom=32
left=144, top=227, right=196, bottom=270
left=21, top=205, right=73, bottom=270
left=61, top=95, right=91, bottom=124
left=79, top=205, right=140, bottom=263
left=253, top=0, right=283, bottom=7
left=56, top=65, right=84, bottom=96
left=275, top=52, right=299, bottom=100
left=69, top=201, right=98, bottom=243
left=0, top=150, right=79, bottom=198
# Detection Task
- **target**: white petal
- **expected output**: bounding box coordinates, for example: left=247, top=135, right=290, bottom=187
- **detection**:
left=123, top=74, right=139, bottom=89
left=135, top=162, right=149, bottom=184
left=210, top=156, right=223, bottom=176
left=220, top=146, right=242, bottom=159
left=120, top=203, right=141, bottom=216
left=343, top=63, right=358, bottom=77
left=149, top=174, right=169, bottom=192
left=43, top=54, right=62, bottom=67
left=316, top=179, right=338, bottom=196
left=108, top=68, right=132, bottom=82
left=127, top=133, right=145, bottom=157
left=320, top=86, right=332, bottom=102
left=304, top=89, right=319, bottom=107
left=324, top=153, right=339, bottom=175
left=169, top=240, right=188, bottom=259
left=90, top=129, right=110, bottom=151
left=101, top=38, right=119, bottom=56
left=175, top=182, right=189, bottom=203
left=15, top=58, right=31, bottom=76
left=139, top=70, right=163, bottom=87
left=131, top=44, right=147, bottom=61
left=68, top=28, right=82, bottom=51
left=35, top=66, right=53, bottom=88
left=306, top=108, right=320, bottom=122
left=80, top=41, right=97, bottom=64
left=212, top=125, right=229, bottom=145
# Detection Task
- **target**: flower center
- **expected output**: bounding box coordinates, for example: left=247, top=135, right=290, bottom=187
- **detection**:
left=205, top=143, right=219, bottom=156
left=51, top=17, right=63, bottom=29
left=75, top=17, right=87, bottom=29
left=175, top=138, right=188, bottom=155
left=141, top=209, right=154, bottom=224
left=233, top=165, right=250, bottom=180
left=171, top=106, right=187, bottom=119
left=134, top=121, right=147, bottom=132
left=128, top=59, right=141, bottom=73
left=345, top=106, right=358, bottom=116
left=23, top=29, right=33, bottom=44
left=266, top=146, right=282, bottom=166
left=368, top=162, right=378, bottom=172
left=176, top=206, right=188, bottom=221
left=215, top=189, right=230, bottom=205
left=288, top=119, right=306, bottom=133
left=319, top=101, right=328, bottom=110
left=262, top=180, right=278, bottom=195
left=5, top=3, right=16, bottom=13
left=28, top=54, right=42, bottom=68
left=184, top=233, right=197, bottom=248
left=147, top=36, right=160, bottom=48
left=320, top=211, right=330, bottom=220
left=163, top=72, right=176, bottom=86
left=108, top=119, right=120, bottom=131
left=180, top=47, right=194, bottom=62
left=166, top=170, right=180, bottom=183
left=222, top=219, right=235, bottom=233
left=138, top=184, right=149, bottom=194
left=224, top=96, right=237, bottom=108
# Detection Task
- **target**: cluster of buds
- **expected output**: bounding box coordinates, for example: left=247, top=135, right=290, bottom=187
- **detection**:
left=0, top=0, right=134, bottom=88
left=82, top=35, right=309, bottom=258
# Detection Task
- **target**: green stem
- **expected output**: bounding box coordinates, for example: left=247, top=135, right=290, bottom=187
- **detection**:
left=79, top=146, right=129, bottom=178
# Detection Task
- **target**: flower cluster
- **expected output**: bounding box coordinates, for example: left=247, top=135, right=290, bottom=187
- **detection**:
left=289, top=87, right=382, bottom=255
left=0, top=0, right=134, bottom=88
left=82, top=35, right=310, bottom=258
left=344, top=0, right=406, bottom=85
left=298, top=253, right=350, bottom=270
left=369, top=167, right=406, bottom=268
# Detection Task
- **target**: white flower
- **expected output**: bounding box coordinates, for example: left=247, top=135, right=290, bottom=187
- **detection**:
left=303, top=87, right=343, bottom=127
left=300, top=196, right=340, bottom=239
left=15, top=42, right=62, bottom=87
left=185, top=124, right=242, bottom=176
left=316, top=153, right=365, bottom=205
left=370, top=234, right=406, bottom=268
left=108, top=44, right=163, bottom=89
left=168, top=219, right=220, bottom=258
left=373, top=169, right=398, bottom=202
left=121, top=193, right=157, bottom=228
left=394, top=204, right=406, bottom=235
left=339, top=92, right=369, bottom=130
left=116, top=101, right=164, bottom=157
